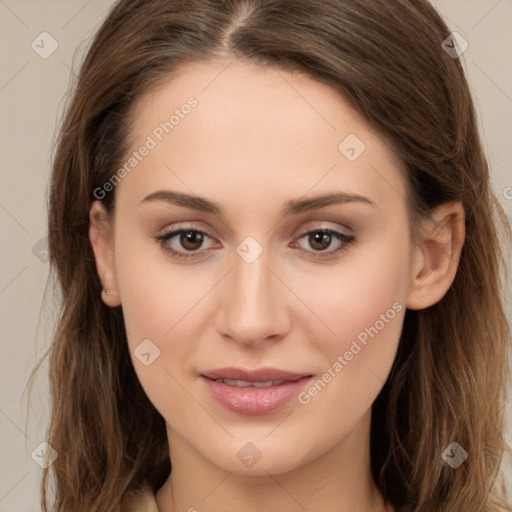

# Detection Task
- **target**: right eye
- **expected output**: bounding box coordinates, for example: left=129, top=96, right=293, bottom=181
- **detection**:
left=155, top=228, right=220, bottom=260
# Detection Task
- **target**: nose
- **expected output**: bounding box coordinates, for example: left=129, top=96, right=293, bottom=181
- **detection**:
left=214, top=245, right=291, bottom=347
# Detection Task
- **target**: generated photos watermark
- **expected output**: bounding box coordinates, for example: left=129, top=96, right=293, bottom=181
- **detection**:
left=93, top=96, right=198, bottom=200
left=298, top=301, right=403, bottom=405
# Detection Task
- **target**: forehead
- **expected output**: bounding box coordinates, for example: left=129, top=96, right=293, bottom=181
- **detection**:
left=117, top=58, right=408, bottom=213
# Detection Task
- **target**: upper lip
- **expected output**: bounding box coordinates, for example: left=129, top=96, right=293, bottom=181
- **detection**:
left=202, top=367, right=312, bottom=382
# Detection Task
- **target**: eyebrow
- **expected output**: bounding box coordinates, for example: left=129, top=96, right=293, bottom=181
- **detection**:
left=139, top=190, right=376, bottom=216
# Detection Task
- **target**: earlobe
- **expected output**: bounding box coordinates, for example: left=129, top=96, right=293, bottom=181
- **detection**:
left=89, top=201, right=121, bottom=307
left=406, top=201, right=465, bottom=310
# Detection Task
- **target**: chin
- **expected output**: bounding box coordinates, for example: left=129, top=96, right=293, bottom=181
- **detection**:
left=204, top=435, right=313, bottom=476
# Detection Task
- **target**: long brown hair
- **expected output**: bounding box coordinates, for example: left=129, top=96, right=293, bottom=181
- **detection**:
left=30, top=0, right=512, bottom=510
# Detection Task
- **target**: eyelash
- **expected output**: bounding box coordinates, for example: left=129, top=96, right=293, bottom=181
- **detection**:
left=155, top=226, right=356, bottom=261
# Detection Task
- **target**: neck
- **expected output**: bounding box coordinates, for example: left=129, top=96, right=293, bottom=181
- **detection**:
left=155, top=411, right=393, bottom=512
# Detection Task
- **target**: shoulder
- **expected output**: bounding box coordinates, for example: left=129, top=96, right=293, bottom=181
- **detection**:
left=119, top=483, right=159, bottom=512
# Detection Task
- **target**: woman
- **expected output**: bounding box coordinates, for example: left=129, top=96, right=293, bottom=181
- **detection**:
left=35, top=0, right=512, bottom=510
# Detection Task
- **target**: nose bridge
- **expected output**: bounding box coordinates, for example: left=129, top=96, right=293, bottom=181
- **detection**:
left=216, top=240, right=289, bottom=344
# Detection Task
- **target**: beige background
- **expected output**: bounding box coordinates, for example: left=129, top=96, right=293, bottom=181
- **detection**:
left=0, top=0, right=511, bottom=509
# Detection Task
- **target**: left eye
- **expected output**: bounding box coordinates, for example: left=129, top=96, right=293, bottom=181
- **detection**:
left=291, top=229, right=356, bottom=258
left=155, top=227, right=355, bottom=261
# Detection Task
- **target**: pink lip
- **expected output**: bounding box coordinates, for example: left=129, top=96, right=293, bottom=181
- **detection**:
left=201, top=367, right=313, bottom=415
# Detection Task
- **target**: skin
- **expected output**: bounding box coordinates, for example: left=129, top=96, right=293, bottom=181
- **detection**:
left=89, top=57, right=465, bottom=512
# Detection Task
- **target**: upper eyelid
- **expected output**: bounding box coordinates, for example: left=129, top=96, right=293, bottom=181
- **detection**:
left=158, top=219, right=353, bottom=238
left=159, top=224, right=349, bottom=236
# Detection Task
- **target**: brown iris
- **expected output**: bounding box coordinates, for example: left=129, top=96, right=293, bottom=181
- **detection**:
left=180, top=230, right=205, bottom=251
left=308, top=231, right=332, bottom=251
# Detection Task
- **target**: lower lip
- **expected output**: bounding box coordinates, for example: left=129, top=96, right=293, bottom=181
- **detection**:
left=201, top=376, right=312, bottom=415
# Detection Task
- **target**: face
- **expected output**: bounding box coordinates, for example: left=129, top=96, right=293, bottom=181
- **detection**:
left=92, top=58, right=419, bottom=476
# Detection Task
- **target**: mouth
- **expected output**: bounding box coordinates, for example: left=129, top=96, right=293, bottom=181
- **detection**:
left=200, top=367, right=313, bottom=415
left=205, top=378, right=294, bottom=388
left=201, top=366, right=312, bottom=382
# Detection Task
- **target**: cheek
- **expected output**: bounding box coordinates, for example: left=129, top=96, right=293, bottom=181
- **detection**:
left=295, top=240, right=408, bottom=401
left=114, top=235, right=206, bottom=420
left=304, top=236, right=410, bottom=352
left=293, top=236, right=410, bottom=428
left=113, top=227, right=207, bottom=392
left=114, top=225, right=199, bottom=340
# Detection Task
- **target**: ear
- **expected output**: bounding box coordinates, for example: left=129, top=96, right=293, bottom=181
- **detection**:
left=89, top=200, right=121, bottom=307
left=406, top=201, right=465, bottom=310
